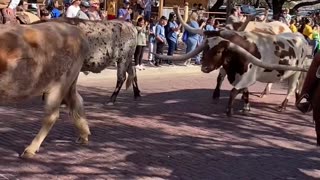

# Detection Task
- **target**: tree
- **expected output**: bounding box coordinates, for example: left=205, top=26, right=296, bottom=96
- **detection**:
left=272, top=0, right=286, bottom=19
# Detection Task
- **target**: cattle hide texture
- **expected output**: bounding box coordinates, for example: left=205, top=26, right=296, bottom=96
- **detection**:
left=0, top=22, right=91, bottom=158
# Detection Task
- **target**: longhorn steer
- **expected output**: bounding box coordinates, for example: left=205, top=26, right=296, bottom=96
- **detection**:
left=0, top=22, right=90, bottom=158
left=35, top=18, right=140, bottom=105
left=173, top=6, right=293, bottom=107
left=154, top=30, right=308, bottom=116
left=296, top=53, right=320, bottom=146
left=214, top=21, right=293, bottom=103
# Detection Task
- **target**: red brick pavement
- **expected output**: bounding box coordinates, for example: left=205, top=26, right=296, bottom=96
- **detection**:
left=0, top=66, right=319, bottom=179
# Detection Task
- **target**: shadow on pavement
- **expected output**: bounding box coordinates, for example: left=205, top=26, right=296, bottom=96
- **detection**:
left=0, top=86, right=318, bottom=179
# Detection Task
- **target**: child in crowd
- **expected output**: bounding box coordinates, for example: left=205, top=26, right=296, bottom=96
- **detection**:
left=134, top=17, right=148, bottom=70
left=148, top=17, right=156, bottom=66
left=289, top=19, right=297, bottom=33
left=154, top=16, right=167, bottom=67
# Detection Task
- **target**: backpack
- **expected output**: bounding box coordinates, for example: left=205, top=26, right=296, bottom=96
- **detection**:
left=182, top=30, right=188, bottom=43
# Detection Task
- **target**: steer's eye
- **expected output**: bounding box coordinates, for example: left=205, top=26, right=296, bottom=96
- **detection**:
left=216, top=50, right=223, bottom=54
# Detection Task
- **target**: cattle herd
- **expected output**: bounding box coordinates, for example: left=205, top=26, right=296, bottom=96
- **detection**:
left=0, top=6, right=319, bottom=159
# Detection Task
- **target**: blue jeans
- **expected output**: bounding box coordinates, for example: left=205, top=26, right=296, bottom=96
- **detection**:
left=167, top=39, right=177, bottom=56
left=312, top=40, right=319, bottom=56
left=186, top=38, right=200, bottom=63
left=144, top=11, right=151, bottom=22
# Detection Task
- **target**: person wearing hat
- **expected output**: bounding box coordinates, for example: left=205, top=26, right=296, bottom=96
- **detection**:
left=65, top=0, right=81, bottom=18
left=117, top=0, right=131, bottom=22
left=77, top=0, right=90, bottom=19
left=0, top=0, right=20, bottom=24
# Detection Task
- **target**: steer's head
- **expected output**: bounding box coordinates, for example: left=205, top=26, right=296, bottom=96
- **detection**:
left=201, top=39, right=230, bottom=73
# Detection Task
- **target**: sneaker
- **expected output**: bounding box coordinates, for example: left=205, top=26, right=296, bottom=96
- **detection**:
left=140, top=64, right=145, bottom=70
left=135, top=65, right=140, bottom=70
left=184, top=59, right=191, bottom=66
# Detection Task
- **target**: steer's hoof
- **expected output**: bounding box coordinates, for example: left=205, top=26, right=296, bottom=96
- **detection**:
left=76, top=137, right=89, bottom=145
left=105, top=101, right=115, bottom=106
left=20, top=150, right=36, bottom=159
left=259, top=94, right=266, bottom=98
left=277, top=106, right=285, bottom=112
left=134, top=95, right=142, bottom=100
left=212, top=92, right=220, bottom=100
left=226, top=108, right=234, bottom=117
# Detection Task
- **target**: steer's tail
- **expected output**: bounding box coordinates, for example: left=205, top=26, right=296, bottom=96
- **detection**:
left=126, top=62, right=136, bottom=90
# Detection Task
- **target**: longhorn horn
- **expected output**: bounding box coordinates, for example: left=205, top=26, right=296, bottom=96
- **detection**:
left=173, top=5, right=204, bottom=35
left=207, top=37, right=308, bottom=72
left=152, top=41, right=207, bottom=61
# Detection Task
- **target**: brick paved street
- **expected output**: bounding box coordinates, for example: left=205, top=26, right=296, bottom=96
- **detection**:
left=0, top=62, right=320, bottom=179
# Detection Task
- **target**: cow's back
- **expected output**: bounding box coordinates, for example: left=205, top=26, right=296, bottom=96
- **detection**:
left=0, top=22, right=88, bottom=102
left=220, top=30, right=308, bottom=88
left=55, top=19, right=138, bottom=73
left=244, top=21, right=291, bottom=35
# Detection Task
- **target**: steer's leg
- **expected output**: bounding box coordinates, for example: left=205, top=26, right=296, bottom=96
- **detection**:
left=107, top=61, right=126, bottom=105
left=21, top=85, right=63, bottom=158
left=241, top=88, right=251, bottom=113
left=278, top=73, right=300, bottom=112
left=260, top=83, right=272, bottom=98
left=127, top=62, right=141, bottom=99
left=313, top=104, right=320, bottom=146
left=213, top=68, right=226, bottom=100
left=64, top=78, right=90, bottom=144
left=226, top=88, right=242, bottom=117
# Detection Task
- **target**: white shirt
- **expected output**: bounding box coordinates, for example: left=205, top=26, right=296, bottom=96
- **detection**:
left=66, top=5, right=80, bottom=18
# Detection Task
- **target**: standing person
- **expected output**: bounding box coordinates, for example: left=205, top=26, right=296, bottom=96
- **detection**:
left=154, top=16, right=167, bottom=67
left=77, top=0, right=90, bottom=20
left=147, top=17, right=156, bottom=66
left=47, top=0, right=61, bottom=18
left=289, top=19, right=297, bottom=33
left=185, top=11, right=205, bottom=65
left=204, top=16, right=218, bottom=31
left=117, top=0, right=132, bottom=22
left=0, top=0, right=20, bottom=24
left=87, top=0, right=102, bottom=20
left=191, top=3, right=197, bottom=12
left=303, top=18, right=313, bottom=43
left=136, top=0, right=151, bottom=22
left=283, top=8, right=291, bottom=25
left=197, top=3, right=204, bottom=20
left=65, top=0, right=81, bottom=18
left=226, top=7, right=245, bottom=29
left=134, top=17, right=148, bottom=70
left=312, top=24, right=320, bottom=56
left=165, top=12, right=180, bottom=65
left=39, top=7, right=51, bottom=20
